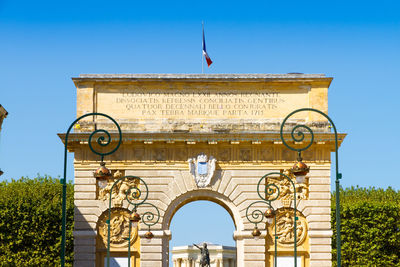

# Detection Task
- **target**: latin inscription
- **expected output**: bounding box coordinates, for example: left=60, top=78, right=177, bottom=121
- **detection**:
left=114, top=91, right=283, bottom=118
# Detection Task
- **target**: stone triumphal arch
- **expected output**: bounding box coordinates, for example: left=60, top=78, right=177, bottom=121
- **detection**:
left=62, top=74, right=345, bottom=267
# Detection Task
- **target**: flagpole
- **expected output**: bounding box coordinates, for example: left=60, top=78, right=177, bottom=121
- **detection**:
left=202, top=21, right=204, bottom=74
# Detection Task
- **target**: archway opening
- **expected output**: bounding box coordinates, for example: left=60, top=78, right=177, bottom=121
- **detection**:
left=169, top=200, right=236, bottom=267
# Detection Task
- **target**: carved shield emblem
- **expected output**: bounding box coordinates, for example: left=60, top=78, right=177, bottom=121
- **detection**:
left=188, top=153, right=217, bottom=188
left=197, top=162, right=208, bottom=175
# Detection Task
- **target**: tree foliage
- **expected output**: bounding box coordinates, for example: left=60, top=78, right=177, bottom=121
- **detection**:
left=0, top=176, right=73, bottom=266
left=332, top=186, right=400, bottom=267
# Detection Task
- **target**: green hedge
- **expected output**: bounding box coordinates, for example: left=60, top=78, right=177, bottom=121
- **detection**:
left=332, top=186, right=400, bottom=267
left=0, top=176, right=74, bottom=266
left=1, top=177, right=399, bottom=266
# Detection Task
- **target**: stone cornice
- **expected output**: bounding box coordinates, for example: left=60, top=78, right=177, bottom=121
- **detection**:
left=72, top=73, right=332, bottom=86
left=58, top=132, right=346, bottom=150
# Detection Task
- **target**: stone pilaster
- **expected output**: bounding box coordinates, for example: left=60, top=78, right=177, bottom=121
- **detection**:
left=73, top=230, right=96, bottom=267
left=140, top=230, right=170, bottom=267
left=307, top=169, right=332, bottom=267
left=234, top=230, right=266, bottom=267
left=74, top=169, right=98, bottom=267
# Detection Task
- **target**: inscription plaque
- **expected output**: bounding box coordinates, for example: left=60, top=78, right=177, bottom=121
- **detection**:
left=96, top=86, right=309, bottom=121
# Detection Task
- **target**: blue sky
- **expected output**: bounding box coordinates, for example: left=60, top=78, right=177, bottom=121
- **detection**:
left=0, top=0, right=399, bottom=259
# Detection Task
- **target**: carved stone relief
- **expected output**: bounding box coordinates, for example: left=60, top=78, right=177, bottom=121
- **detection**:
left=272, top=208, right=307, bottom=246
left=175, top=147, right=187, bottom=161
left=266, top=170, right=308, bottom=207
left=302, top=148, right=314, bottom=161
left=282, top=148, right=296, bottom=161
left=239, top=149, right=251, bottom=161
left=260, top=146, right=274, bottom=161
left=77, top=143, right=323, bottom=163
left=218, top=148, right=231, bottom=161
left=188, top=153, right=217, bottom=188
left=153, top=148, right=166, bottom=161
left=133, top=148, right=144, bottom=161
left=99, top=171, right=140, bottom=207
left=98, top=208, right=138, bottom=248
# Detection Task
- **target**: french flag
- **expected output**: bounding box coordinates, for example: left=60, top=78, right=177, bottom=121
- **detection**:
left=202, top=26, right=213, bottom=67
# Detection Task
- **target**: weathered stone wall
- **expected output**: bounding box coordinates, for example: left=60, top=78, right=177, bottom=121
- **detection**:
left=72, top=143, right=334, bottom=267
